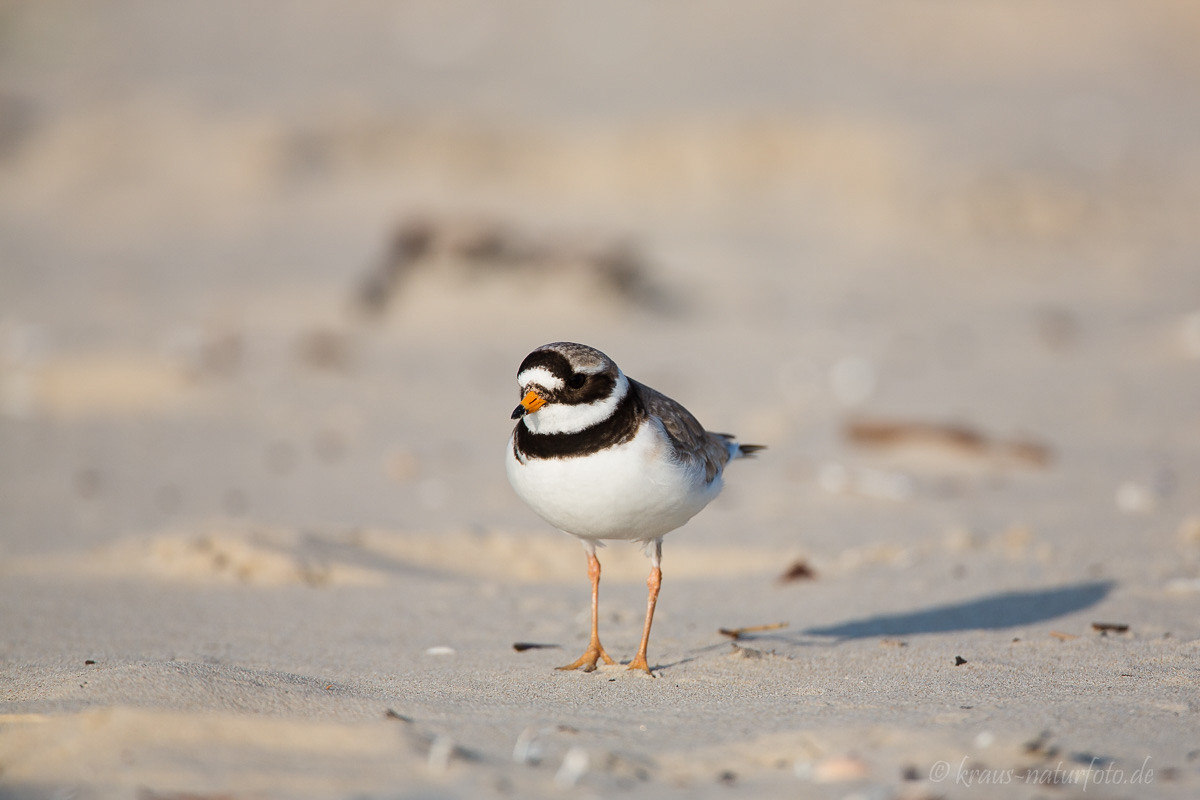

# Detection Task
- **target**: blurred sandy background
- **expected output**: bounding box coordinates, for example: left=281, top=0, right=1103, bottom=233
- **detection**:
left=2, top=2, right=1200, bottom=798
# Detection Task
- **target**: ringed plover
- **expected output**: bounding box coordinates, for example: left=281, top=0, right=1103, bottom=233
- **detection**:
left=506, top=342, right=762, bottom=675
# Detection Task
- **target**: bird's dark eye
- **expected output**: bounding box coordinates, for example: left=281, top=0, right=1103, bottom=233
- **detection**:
left=566, top=373, right=587, bottom=389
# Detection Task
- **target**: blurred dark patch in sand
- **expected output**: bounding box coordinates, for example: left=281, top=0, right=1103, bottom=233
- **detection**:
left=294, top=328, right=354, bottom=373
left=777, top=560, right=817, bottom=584
left=354, top=215, right=677, bottom=318
left=0, top=91, right=40, bottom=160
left=845, top=417, right=1053, bottom=469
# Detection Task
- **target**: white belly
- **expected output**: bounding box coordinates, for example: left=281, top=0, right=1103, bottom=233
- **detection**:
left=506, top=422, right=723, bottom=542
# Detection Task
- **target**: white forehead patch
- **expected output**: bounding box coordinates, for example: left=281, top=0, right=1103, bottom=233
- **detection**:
left=517, top=366, right=564, bottom=392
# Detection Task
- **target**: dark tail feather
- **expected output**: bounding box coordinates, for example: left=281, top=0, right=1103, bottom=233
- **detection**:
left=712, top=432, right=765, bottom=461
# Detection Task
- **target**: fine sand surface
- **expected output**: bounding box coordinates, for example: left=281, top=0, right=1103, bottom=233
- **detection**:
left=3, top=3, right=1200, bottom=798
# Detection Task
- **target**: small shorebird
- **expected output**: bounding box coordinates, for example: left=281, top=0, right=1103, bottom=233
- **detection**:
left=506, top=342, right=762, bottom=675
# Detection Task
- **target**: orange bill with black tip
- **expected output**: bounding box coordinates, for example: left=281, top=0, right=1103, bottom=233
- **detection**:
left=511, top=389, right=548, bottom=419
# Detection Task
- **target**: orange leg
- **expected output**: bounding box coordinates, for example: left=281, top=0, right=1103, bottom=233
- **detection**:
left=557, top=549, right=615, bottom=672
left=627, top=539, right=662, bottom=675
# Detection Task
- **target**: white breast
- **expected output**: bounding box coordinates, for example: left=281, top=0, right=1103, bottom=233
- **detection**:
left=506, top=419, right=724, bottom=542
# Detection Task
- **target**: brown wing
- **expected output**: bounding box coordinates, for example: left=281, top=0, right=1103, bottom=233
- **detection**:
left=631, top=379, right=732, bottom=483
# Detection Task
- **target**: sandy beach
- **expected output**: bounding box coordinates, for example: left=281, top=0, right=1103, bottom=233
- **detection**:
left=2, top=2, right=1200, bottom=798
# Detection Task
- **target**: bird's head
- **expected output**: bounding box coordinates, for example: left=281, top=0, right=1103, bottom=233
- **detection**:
left=511, top=342, right=627, bottom=435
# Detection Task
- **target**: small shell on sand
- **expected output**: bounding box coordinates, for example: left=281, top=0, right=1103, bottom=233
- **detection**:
left=1115, top=481, right=1158, bottom=514
left=795, top=754, right=870, bottom=782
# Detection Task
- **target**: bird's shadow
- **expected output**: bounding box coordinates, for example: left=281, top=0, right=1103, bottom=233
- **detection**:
left=722, top=580, right=1116, bottom=649
left=806, top=579, right=1116, bottom=640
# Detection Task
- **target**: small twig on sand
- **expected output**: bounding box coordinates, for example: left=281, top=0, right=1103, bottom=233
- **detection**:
left=513, top=642, right=561, bottom=652
left=718, top=622, right=789, bottom=640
